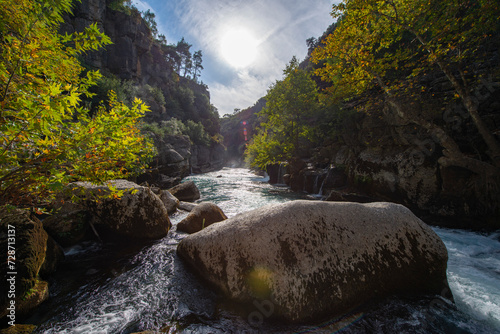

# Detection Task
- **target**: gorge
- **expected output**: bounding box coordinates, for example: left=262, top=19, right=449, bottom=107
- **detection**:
left=1, top=0, right=499, bottom=332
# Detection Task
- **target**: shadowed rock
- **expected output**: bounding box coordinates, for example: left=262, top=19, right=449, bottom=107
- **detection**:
left=168, top=181, right=201, bottom=202
left=70, top=180, right=171, bottom=240
left=0, top=208, right=60, bottom=319
left=178, top=201, right=198, bottom=212
left=177, top=200, right=450, bottom=322
left=159, top=190, right=179, bottom=214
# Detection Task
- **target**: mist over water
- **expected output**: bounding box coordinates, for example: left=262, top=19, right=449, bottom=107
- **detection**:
left=31, top=168, right=500, bottom=333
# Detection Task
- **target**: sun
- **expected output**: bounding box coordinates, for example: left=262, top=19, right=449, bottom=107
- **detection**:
left=221, top=29, right=258, bottom=68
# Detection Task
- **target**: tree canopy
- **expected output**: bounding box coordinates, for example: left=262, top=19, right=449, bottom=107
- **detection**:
left=0, top=0, right=155, bottom=207
left=245, top=57, right=320, bottom=168
left=312, top=0, right=500, bottom=176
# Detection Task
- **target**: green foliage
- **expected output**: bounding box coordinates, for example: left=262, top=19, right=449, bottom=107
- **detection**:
left=139, top=118, right=212, bottom=146
left=245, top=57, right=320, bottom=167
left=0, top=0, right=155, bottom=207
left=184, top=120, right=211, bottom=145
left=108, top=0, right=138, bottom=14
left=90, top=76, right=166, bottom=119
left=142, top=9, right=158, bottom=38
left=313, top=0, right=500, bottom=167
left=245, top=131, right=286, bottom=169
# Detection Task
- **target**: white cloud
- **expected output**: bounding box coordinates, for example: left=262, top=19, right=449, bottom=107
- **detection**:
left=144, top=0, right=335, bottom=115
left=210, top=69, right=274, bottom=115
left=133, top=0, right=155, bottom=13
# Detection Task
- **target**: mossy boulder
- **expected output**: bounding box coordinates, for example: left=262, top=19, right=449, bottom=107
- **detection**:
left=42, top=204, right=90, bottom=247
left=70, top=180, right=171, bottom=240
left=0, top=324, right=37, bottom=333
left=0, top=208, right=55, bottom=319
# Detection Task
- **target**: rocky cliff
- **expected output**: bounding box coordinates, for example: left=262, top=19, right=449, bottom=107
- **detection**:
left=62, top=0, right=226, bottom=184
left=265, top=71, right=500, bottom=229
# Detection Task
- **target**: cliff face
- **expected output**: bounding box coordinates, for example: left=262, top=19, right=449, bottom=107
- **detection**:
left=62, top=0, right=226, bottom=182
left=62, top=0, right=167, bottom=86
left=274, top=72, right=500, bottom=229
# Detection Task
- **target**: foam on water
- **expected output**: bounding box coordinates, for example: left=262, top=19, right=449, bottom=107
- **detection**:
left=433, top=227, right=500, bottom=330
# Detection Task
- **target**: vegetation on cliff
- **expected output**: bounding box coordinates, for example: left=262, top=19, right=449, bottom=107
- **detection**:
left=243, top=0, right=499, bottom=225
left=0, top=0, right=155, bottom=207
left=87, top=0, right=221, bottom=148
left=313, top=0, right=500, bottom=175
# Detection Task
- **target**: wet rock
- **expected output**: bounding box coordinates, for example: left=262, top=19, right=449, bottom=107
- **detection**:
left=39, top=235, right=65, bottom=278
left=178, top=201, right=198, bottom=212
left=159, top=190, right=179, bottom=214
left=325, top=190, right=376, bottom=203
left=42, top=204, right=90, bottom=247
left=168, top=181, right=200, bottom=202
left=177, top=202, right=227, bottom=234
left=0, top=208, right=50, bottom=319
left=0, top=324, right=37, bottom=333
left=70, top=180, right=171, bottom=240
left=177, top=200, right=450, bottom=322
left=15, top=280, right=49, bottom=318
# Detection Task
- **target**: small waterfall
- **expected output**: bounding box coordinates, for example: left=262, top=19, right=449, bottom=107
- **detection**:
left=318, top=176, right=326, bottom=196
left=313, top=174, right=320, bottom=194
left=277, top=162, right=287, bottom=185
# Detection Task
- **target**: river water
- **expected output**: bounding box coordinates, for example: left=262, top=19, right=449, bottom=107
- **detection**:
left=30, top=168, right=500, bottom=333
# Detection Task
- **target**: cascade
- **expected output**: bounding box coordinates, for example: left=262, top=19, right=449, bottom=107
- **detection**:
left=313, top=174, right=320, bottom=194
left=277, top=162, right=287, bottom=185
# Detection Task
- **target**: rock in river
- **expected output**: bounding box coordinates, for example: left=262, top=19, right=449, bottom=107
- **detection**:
left=167, top=181, right=201, bottom=202
left=70, top=180, right=171, bottom=240
left=177, top=200, right=450, bottom=322
left=177, top=202, right=227, bottom=234
left=0, top=208, right=62, bottom=319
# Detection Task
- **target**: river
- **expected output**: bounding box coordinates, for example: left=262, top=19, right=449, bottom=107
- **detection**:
left=30, top=168, right=500, bottom=333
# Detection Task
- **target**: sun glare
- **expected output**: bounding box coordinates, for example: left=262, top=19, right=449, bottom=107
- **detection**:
left=221, top=29, right=258, bottom=68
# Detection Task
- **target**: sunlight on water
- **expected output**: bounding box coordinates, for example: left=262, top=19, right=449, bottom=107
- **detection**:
left=32, top=168, right=500, bottom=334
left=184, top=167, right=305, bottom=217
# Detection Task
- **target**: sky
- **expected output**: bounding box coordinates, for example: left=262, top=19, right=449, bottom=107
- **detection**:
left=133, top=0, right=336, bottom=116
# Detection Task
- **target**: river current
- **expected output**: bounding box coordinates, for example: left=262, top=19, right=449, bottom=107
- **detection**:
left=30, top=168, right=500, bottom=333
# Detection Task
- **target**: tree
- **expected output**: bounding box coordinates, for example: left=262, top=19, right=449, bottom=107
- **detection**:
left=246, top=57, right=319, bottom=167
left=312, top=0, right=500, bottom=177
left=192, top=50, right=204, bottom=82
left=142, top=9, right=158, bottom=38
left=306, top=37, right=318, bottom=55
left=156, top=34, right=167, bottom=46
left=176, top=37, right=192, bottom=77
left=0, top=0, right=155, bottom=207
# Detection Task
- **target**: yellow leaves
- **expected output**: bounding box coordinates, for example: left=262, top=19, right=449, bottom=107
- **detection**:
left=0, top=0, right=155, bottom=207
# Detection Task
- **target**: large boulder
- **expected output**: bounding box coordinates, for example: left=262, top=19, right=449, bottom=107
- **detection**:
left=177, top=202, right=227, bottom=234
left=159, top=190, right=179, bottom=214
left=177, top=200, right=450, bottom=322
left=0, top=208, right=55, bottom=319
left=168, top=181, right=200, bottom=202
left=71, top=180, right=171, bottom=240
left=42, top=203, right=90, bottom=247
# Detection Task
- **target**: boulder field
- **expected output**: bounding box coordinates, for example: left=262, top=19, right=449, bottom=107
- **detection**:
left=177, top=200, right=450, bottom=322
